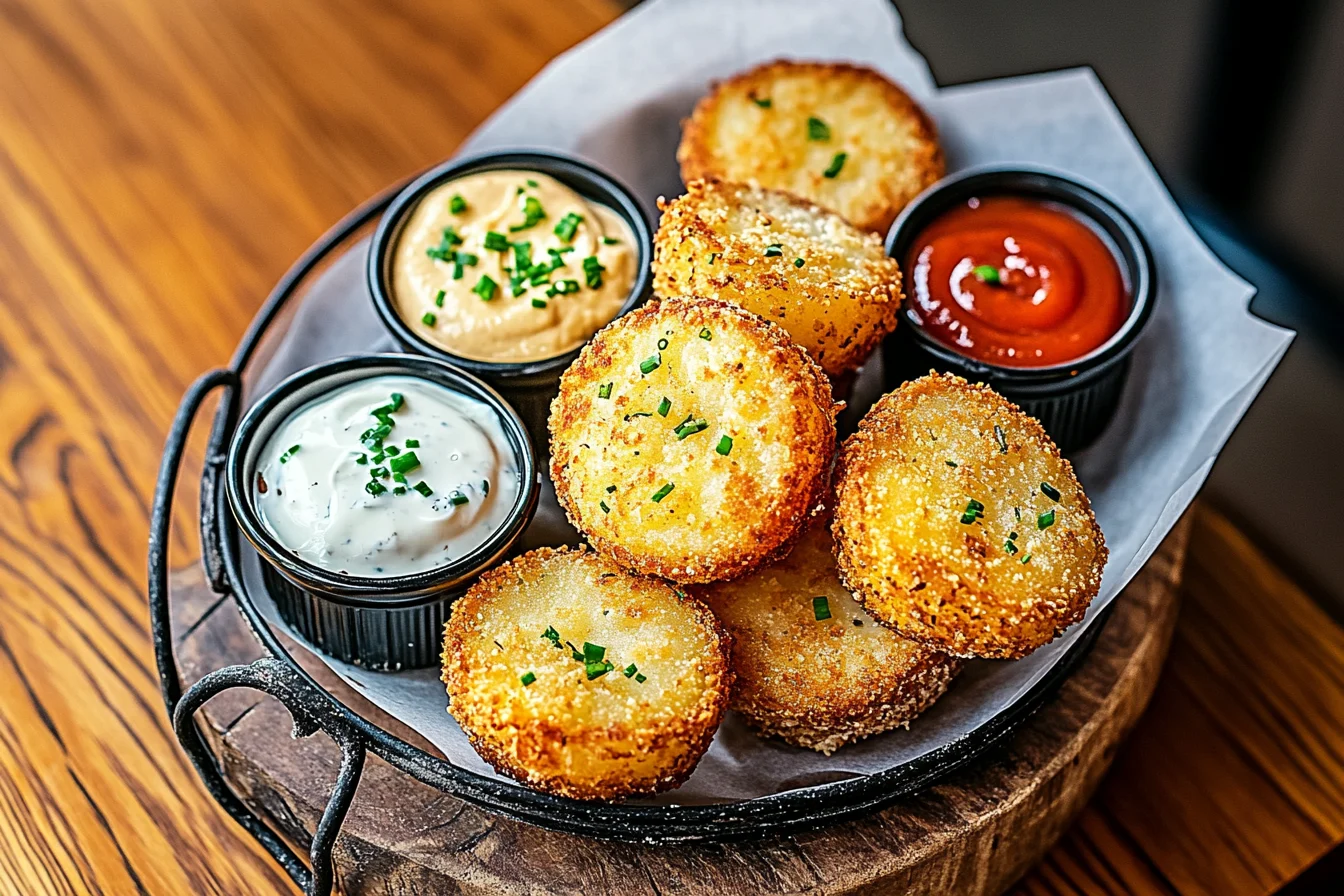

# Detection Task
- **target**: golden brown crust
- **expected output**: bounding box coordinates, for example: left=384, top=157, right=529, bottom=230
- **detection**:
left=678, top=59, right=944, bottom=234
left=695, top=519, right=960, bottom=753
left=832, top=373, right=1107, bottom=659
left=653, top=178, right=904, bottom=376
left=442, top=546, right=733, bottom=800
left=548, top=296, right=837, bottom=583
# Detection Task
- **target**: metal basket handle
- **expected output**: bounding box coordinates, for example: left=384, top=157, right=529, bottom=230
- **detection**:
left=149, top=368, right=366, bottom=896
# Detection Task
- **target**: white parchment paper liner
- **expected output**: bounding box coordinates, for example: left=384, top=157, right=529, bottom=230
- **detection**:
left=238, top=0, right=1293, bottom=804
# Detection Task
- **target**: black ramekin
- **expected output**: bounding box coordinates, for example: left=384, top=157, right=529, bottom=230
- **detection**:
left=225, top=354, right=540, bottom=670
left=368, top=149, right=654, bottom=447
left=883, top=166, right=1156, bottom=453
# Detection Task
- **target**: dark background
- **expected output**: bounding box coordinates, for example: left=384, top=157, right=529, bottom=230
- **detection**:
left=895, top=0, right=1344, bottom=615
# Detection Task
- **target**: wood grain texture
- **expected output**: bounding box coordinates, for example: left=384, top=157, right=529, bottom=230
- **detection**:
left=0, top=0, right=1341, bottom=893
left=172, top=516, right=1187, bottom=895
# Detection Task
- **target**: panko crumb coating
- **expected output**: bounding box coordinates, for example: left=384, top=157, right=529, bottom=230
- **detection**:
left=549, top=296, right=837, bottom=583
left=442, top=546, right=733, bottom=800
left=832, top=373, right=1107, bottom=659
left=697, top=520, right=960, bottom=753
left=653, top=178, right=903, bottom=377
left=678, top=59, right=944, bottom=234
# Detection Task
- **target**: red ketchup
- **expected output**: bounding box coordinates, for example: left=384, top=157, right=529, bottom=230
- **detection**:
left=905, top=195, right=1128, bottom=368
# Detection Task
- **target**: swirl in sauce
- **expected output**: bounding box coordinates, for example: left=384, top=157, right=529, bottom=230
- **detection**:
left=905, top=195, right=1128, bottom=367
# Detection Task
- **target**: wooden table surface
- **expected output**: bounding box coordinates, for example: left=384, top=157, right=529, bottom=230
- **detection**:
left=0, top=1, right=1340, bottom=894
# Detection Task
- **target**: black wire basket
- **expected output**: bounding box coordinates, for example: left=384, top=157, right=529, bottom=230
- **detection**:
left=147, top=180, right=1111, bottom=896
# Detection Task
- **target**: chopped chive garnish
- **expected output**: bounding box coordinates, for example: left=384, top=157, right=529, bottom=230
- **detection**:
left=365, top=480, right=387, bottom=496
left=807, top=116, right=831, bottom=140
left=421, top=312, right=437, bottom=326
left=602, top=236, right=619, bottom=245
left=1038, top=509, right=1056, bottom=530
left=389, top=452, right=420, bottom=475
left=656, top=397, right=671, bottom=417
left=715, top=435, right=733, bottom=455
left=542, top=626, right=561, bottom=646
left=794, top=257, right=805, bottom=267
left=452, top=262, right=464, bottom=280
left=371, top=452, right=385, bottom=464
left=526, top=178, right=538, bottom=188
left=413, top=481, right=433, bottom=497
left=510, top=196, right=546, bottom=232
left=598, top=382, right=613, bottom=399
left=651, top=482, right=674, bottom=503
left=425, top=227, right=463, bottom=260
left=545, top=279, right=580, bottom=297
left=674, top=418, right=709, bottom=440
left=1041, top=482, right=1061, bottom=502
left=623, top=663, right=638, bottom=678
left=599, top=500, right=610, bottom=514
left=624, top=412, right=652, bottom=420
left=384, top=445, right=399, bottom=455
left=813, top=596, right=832, bottom=620
left=392, top=472, right=406, bottom=484
left=455, top=251, right=479, bottom=267
left=960, top=498, right=986, bottom=524
left=531, top=298, right=548, bottom=309
left=512, top=241, right=533, bottom=271
left=1022, top=554, right=1033, bottom=564
left=605, top=485, right=616, bottom=493
left=973, top=264, right=1000, bottom=285
left=585, top=660, right=614, bottom=680
left=370, top=466, right=388, bottom=479
left=764, top=243, right=783, bottom=257
left=640, top=354, right=661, bottom=375
left=449, top=194, right=467, bottom=214
left=481, top=480, right=489, bottom=494
left=449, top=491, right=470, bottom=506
left=946, top=460, right=958, bottom=467
left=278, top=444, right=300, bottom=463
left=752, top=96, right=772, bottom=108
left=393, top=486, right=407, bottom=495
left=405, top=438, right=420, bottom=448
left=472, top=275, right=498, bottom=301
left=483, top=231, right=510, bottom=252
left=520, top=671, right=536, bottom=686
left=554, top=212, right=583, bottom=242
left=582, top=642, right=606, bottom=663
left=823, top=152, right=847, bottom=178
left=582, top=255, right=605, bottom=289
left=708, top=252, right=720, bottom=264
left=994, top=425, right=1008, bottom=454
left=434, top=289, right=446, bottom=307
left=657, top=337, right=669, bottom=351
left=635, top=672, right=647, bottom=683
left=355, top=454, right=368, bottom=465
left=1004, top=538, right=1019, bottom=555
left=699, top=327, right=712, bottom=340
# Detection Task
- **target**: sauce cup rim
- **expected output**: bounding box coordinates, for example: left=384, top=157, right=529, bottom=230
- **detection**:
left=884, top=164, right=1156, bottom=385
left=367, top=148, right=654, bottom=377
left=224, top=353, right=541, bottom=608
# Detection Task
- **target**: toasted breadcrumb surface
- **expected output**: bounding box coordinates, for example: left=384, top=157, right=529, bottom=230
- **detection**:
left=549, top=296, right=837, bottom=583
left=653, top=178, right=903, bottom=376
left=442, top=546, right=733, bottom=800
left=697, top=519, right=959, bottom=753
left=678, top=59, right=944, bottom=234
left=832, top=373, right=1107, bottom=659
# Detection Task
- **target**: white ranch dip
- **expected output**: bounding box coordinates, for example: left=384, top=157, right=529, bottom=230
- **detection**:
left=254, top=375, right=520, bottom=577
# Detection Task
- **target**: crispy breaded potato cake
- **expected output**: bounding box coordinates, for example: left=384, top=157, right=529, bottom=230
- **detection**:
left=549, top=296, right=836, bottom=583
left=832, top=373, right=1107, bottom=659
left=697, top=520, right=959, bottom=754
left=678, top=60, right=944, bottom=234
left=442, top=547, right=732, bottom=800
left=653, top=179, right=904, bottom=377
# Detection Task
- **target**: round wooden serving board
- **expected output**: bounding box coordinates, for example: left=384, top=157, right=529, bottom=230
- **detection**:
left=171, top=515, right=1188, bottom=896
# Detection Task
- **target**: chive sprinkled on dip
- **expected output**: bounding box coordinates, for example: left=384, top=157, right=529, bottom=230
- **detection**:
left=807, top=116, right=831, bottom=141
left=823, top=152, right=847, bottom=178
left=254, top=375, right=520, bottom=577
left=391, top=170, right=637, bottom=363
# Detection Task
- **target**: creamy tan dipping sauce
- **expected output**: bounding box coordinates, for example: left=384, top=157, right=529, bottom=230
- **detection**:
left=392, top=170, right=637, bottom=363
